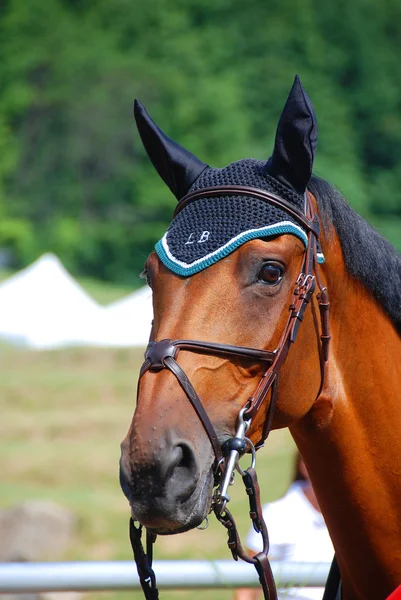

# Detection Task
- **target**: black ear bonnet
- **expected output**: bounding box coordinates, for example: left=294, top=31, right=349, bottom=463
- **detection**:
left=135, top=76, right=323, bottom=276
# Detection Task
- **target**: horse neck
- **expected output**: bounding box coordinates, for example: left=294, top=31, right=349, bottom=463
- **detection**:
left=291, top=242, right=401, bottom=600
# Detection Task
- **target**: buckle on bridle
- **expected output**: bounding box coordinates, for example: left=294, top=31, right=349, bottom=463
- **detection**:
left=295, top=273, right=315, bottom=295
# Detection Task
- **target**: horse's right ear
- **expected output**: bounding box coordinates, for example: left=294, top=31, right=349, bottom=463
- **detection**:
left=266, top=75, right=317, bottom=195
left=134, top=100, right=208, bottom=200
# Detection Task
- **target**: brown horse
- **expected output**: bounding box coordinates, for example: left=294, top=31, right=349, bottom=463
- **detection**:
left=120, top=76, right=401, bottom=600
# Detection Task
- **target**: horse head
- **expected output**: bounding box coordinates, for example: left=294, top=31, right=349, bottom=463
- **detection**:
left=119, top=71, right=401, bottom=599
left=120, top=76, right=329, bottom=534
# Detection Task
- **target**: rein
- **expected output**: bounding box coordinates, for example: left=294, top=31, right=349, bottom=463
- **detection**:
left=130, top=185, right=331, bottom=600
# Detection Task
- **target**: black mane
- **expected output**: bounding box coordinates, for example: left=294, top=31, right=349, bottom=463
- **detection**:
left=308, top=176, right=401, bottom=335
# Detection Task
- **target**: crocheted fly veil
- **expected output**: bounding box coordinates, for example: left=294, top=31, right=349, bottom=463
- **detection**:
left=134, top=76, right=323, bottom=275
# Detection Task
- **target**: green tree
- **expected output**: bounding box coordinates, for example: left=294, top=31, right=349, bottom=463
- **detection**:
left=0, top=0, right=400, bottom=282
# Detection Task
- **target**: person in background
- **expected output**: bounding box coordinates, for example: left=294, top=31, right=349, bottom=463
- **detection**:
left=235, top=452, right=334, bottom=600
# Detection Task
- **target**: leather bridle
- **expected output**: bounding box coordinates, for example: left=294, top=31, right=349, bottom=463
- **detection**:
left=129, top=185, right=331, bottom=600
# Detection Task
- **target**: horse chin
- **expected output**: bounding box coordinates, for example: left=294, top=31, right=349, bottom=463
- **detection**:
left=130, top=468, right=214, bottom=535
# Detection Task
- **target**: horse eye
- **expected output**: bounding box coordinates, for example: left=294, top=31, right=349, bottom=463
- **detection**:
left=257, top=262, right=284, bottom=285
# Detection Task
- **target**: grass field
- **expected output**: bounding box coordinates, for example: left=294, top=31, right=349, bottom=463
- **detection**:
left=0, top=276, right=297, bottom=600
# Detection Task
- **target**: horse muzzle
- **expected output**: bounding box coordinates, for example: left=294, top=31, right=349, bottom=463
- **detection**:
left=119, top=434, right=215, bottom=533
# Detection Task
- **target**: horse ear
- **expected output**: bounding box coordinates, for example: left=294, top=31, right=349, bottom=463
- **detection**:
left=134, top=100, right=208, bottom=200
left=266, top=75, right=317, bottom=194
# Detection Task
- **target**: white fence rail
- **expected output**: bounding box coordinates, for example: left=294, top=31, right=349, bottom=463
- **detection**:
left=0, top=561, right=330, bottom=592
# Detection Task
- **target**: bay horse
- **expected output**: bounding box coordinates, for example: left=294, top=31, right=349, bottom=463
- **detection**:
left=120, top=76, right=401, bottom=600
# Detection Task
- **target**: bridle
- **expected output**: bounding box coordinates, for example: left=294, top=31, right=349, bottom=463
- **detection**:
left=129, top=184, right=331, bottom=600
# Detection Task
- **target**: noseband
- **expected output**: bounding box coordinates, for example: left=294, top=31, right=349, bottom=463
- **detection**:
left=131, top=185, right=331, bottom=600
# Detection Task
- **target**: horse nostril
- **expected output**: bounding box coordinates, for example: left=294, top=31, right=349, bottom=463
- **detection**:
left=176, top=442, right=196, bottom=471
left=177, top=444, right=196, bottom=471
left=164, top=442, right=199, bottom=499
left=125, top=438, right=202, bottom=506
left=164, top=442, right=196, bottom=477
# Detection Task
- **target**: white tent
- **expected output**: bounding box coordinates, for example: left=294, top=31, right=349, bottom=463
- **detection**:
left=0, top=254, right=103, bottom=348
left=103, top=286, right=153, bottom=347
left=0, top=254, right=153, bottom=349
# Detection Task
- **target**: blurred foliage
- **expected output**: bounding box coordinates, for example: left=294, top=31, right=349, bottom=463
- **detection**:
left=0, top=0, right=400, bottom=283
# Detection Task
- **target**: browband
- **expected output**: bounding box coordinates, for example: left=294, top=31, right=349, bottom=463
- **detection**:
left=175, top=184, right=320, bottom=237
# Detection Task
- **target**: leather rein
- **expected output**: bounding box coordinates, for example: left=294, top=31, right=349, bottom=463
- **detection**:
left=129, top=184, right=331, bottom=600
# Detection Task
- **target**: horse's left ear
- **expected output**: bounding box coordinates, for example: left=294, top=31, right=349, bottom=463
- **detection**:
left=266, top=75, right=317, bottom=194
left=134, top=99, right=208, bottom=200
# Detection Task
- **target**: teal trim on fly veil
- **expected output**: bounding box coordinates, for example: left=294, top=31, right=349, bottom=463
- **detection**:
left=156, top=221, right=324, bottom=277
